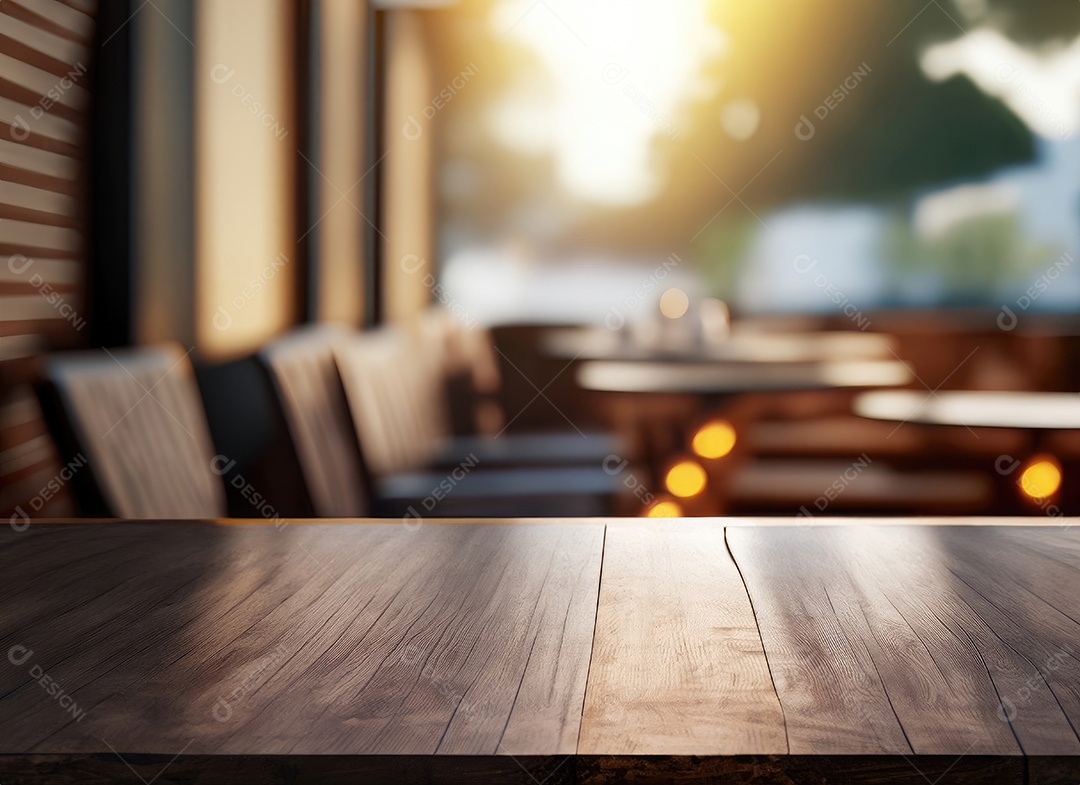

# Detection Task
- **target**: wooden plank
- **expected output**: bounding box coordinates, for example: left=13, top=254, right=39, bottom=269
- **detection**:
left=0, top=73, right=85, bottom=123
left=0, top=432, right=53, bottom=472
left=5, top=0, right=95, bottom=43
left=726, top=526, right=1080, bottom=757
left=0, top=32, right=83, bottom=80
left=0, top=316, right=77, bottom=337
left=578, top=521, right=786, bottom=755
left=0, top=95, right=82, bottom=146
left=0, top=294, right=80, bottom=321
left=55, top=0, right=95, bottom=16
left=0, top=10, right=85, bottom=67
left=0, top=54, right=90, bottom=105
left=0, top=217, right=80, bottom=252
left=0, top=253, right=79, bottom=281
left=929, top=527, right=1080, bottom=756
left=0, top=202, right=80, bottom=228
left=0, top=161, right=79, bottom=195
left=0, top=138, right=79, bottom=180
left=0, top=522, right=603, bottom=763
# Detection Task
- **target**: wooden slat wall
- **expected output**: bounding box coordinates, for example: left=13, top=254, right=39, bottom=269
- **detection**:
left=0, top=0, right=96, bottom=518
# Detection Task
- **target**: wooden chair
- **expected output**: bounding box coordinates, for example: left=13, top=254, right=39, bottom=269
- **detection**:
left=36, top=344, right=226, bottom=518
left=258, top=325, right=372, bottom=517
left=334, top=326, right=622, bottom=517
left=410, top=308, right=628, bottom=468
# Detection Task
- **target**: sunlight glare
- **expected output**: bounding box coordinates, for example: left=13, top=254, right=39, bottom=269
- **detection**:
left=490, top=0, right=723, bottom=205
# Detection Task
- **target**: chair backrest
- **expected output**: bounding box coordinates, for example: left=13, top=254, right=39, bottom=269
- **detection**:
left=258, top=325, right=371, bottom=517
left=40, top=344, right=226, bottom=519
left=334, top=326, right=448, bottom=476
left=415, top=307, right=505, bottom=434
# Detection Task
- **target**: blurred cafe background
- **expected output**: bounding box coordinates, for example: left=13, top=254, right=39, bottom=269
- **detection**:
left=3, top=0, right=1080, bottom=523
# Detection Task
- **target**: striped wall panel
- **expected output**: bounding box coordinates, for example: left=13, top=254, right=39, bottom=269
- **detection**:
left=0, top=0, right=96, bottom=518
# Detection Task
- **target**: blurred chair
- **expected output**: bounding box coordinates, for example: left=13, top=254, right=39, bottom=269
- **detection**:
left=258, top=325, right=372, bottom=517
left=333, top=325, right=623, bottom=516
left=35, top=344, right=226, bottom=518
left=412, top=307, right=628, bottom=468
left=724, top=459, right=993, bottom=515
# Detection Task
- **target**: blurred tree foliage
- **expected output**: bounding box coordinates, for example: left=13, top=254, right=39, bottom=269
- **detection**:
left=430, top=0, right=1072, bottom=278
left=882, top=212, right=1059, bottom=304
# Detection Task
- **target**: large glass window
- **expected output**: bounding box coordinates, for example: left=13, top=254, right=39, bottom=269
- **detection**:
left=416, top=0, right=1080, bottom=325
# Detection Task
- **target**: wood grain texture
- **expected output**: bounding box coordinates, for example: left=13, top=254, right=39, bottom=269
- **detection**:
left=578, top=521, right=786, bottom=755
left=726, top=525, right=1080, bottom=757
left=0, top=522, right=603, bottom=760
left=4, top=519, right=1080, bottom=785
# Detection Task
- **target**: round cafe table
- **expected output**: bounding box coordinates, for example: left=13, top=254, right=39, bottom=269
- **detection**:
left=578, top=359, right=913, bottom=396
left=853, top=390, right=1080, bottom=430
left=854, top=390, right=1080, bottom=511
left=545, top=326, right=895, bottom=364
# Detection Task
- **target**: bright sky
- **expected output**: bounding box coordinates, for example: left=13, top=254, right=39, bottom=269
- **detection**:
left=922, top=27, right=1080, bottom=141
left=489, top=0, right=722, bottom=206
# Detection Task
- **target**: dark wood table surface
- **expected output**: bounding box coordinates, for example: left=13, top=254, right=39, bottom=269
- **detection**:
left=2, top=518, right=1079, bottom=784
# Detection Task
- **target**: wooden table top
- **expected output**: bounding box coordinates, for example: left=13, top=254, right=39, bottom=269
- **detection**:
left=3, top=518, right=1079, bottom=784
left=855, top=390, right=1080, bottom=430
left=577, top=358, right=913, bottom=394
